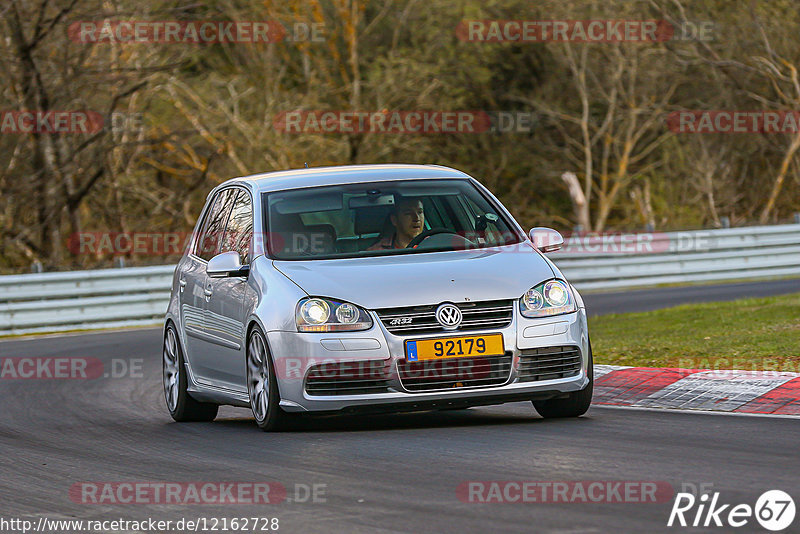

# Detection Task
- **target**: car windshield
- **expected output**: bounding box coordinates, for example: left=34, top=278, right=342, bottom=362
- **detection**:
left=264, top=179, right=522, bottom=260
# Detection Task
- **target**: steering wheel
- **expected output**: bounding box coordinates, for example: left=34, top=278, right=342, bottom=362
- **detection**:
left=405, top=227, right=460, bottom=248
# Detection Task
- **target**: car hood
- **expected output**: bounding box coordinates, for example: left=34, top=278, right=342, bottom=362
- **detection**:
left=273, top=244, right=556, bottom=309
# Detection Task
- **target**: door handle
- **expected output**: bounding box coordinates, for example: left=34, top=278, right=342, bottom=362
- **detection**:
left=179, top=278, right=187, bottom=292
left=204, top=285, right=213, bottom=301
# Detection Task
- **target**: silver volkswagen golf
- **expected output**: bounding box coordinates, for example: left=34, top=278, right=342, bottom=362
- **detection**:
left=163, top=164, right=592, bottom=430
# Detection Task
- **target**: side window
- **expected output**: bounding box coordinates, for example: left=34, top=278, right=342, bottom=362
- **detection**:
left=195, top=189, right=236, bottom=261
left=221, top=190, right=254, bottom=264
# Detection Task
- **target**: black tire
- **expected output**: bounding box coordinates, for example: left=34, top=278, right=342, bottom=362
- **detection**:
left=532, top=342, right=593, bottom=419
left=163, top=323, right=219, bottom=422
left=247, top=325, right=292, bottom=431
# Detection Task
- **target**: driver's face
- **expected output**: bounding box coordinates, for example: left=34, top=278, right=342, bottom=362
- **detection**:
left=392, top=200, right=424, bottom=239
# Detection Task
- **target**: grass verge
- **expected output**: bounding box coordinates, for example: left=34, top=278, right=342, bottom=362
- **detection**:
left=589, top=292, right=800, bottom=372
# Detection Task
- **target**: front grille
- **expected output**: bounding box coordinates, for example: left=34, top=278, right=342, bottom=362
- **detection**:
left=517, top=346, right=582, bottom=382
left=376, top=299, right=513, bottom=336
left=305, top=360, right=391, bottom=396
left=397, top=353, right=513, bottom=392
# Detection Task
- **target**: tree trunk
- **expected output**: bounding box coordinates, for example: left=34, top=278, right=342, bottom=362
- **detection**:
left=759, top=129, right=800, bottom=224
left=561, top=172, right=590, bottom=231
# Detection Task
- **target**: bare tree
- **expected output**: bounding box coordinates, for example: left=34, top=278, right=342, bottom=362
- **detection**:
left=520, top=41, right=677, bottom=232
left=0, top=0, right=155, bottom=268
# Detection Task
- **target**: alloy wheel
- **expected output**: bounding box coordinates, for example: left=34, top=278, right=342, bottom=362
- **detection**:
left=162, top=327, right=180, bottom=412
left=247, top=331, right=270, bottom=422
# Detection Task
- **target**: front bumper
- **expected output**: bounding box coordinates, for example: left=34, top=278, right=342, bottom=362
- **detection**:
left=266, top=306, right=590, bottom=413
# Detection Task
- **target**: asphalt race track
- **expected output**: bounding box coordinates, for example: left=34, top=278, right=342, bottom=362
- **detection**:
left=1, top=280, right=799, bottom=533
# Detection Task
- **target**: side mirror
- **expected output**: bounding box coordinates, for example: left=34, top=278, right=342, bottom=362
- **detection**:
left=207, top=251, right=249, bottom=278
left=529, top=227, right=564, bottom=253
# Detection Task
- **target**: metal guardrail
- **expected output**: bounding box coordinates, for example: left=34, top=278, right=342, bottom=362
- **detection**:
left=0, top=265, right=175, bottom=336
left=1, top=224, right=798, bottom=336
left=550, top=224, right=800, bottom=290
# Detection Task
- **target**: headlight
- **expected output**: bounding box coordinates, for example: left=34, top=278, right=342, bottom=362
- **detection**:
left=296, top=298, right=372, bottom=332
left=300, top=299, right=330, bottom=324
left=519, top=279, right=576, bottom=318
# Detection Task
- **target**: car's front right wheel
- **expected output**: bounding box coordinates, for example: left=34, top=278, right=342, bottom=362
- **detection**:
left=532, top=342, right=593, bottom=419
left=247, top=326, right=292, bottom=431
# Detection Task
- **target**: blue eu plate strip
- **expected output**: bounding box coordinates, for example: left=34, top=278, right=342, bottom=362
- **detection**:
left=406, top=341, right=418, bottom=362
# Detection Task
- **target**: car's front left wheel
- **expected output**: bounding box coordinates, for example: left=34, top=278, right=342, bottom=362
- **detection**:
left=532, top=342, right=593, bottom=419
left=163, top=323, right=219, bottom=422
left=247, top=326, right=291, bottom=431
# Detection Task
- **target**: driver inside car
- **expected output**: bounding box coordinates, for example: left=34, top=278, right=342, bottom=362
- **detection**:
left=367, top=196, right=425, bottom=250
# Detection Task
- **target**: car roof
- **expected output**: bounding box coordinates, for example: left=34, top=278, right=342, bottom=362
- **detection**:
left=218, top=164, right=473, bottom=195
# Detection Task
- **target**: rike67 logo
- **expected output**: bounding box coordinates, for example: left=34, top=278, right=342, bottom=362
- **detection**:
left=668, top=490, right=795, bottom=531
